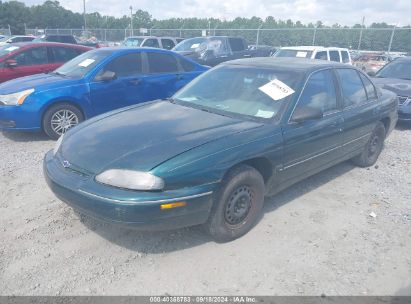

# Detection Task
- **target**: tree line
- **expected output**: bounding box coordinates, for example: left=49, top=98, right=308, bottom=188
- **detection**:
left=0, top=0, right=410, bottom=52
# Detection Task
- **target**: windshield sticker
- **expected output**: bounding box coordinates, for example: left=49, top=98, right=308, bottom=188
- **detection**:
left=255, top=110, right=274, bottom=118
left=296, top=51, right=308, bottom=58
left=191, top=43, right=200, bottom=49
left=259, top=79, right=295, bottom=101
left=78, top=59, right=95, bottom=67
left=5, top=46, right=19, bottom=52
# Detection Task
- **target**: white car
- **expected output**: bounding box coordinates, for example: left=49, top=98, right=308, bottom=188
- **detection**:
left=122, top=36, right=184, bottom=50
left=0, top=35, right=35, bottom=46
left=273, top=46, right=352, bottom=64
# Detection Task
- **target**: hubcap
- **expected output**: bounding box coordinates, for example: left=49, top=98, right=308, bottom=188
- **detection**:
left=225, top=185, right=253, bottom=226
left=51, top=109, right=79, bottom=135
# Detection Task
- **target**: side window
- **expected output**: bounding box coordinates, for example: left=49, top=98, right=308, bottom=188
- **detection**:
left=341, top=51, right=350, bottom=63
left=294, top=69, right=338, bottom=114
left=161, top=39, right=175, bottom=50
left=228, top=38, right=246, bottom=52
left=329, top=51, right=340, bottom=62
left=142, top=39, right=160, bottom=48
left=12, top=47, right=48, bottom=66
left=97, top=53, right=142, bottom=79
left=359, top=73, right=377, bottom=100
left=147, top=52, right=179, bottom=73
left=178, top=57, right=195, bottom=72
left=50, top=47, right=79, bottom=63
left=314, top=51, right=328, bottom=60
left=336, top=69, right=368, bottom=107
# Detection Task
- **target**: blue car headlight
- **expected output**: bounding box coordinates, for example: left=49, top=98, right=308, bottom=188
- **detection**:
left=95, top=169, right=165, bottom=191
left=0, top=89, right=34, bottom=106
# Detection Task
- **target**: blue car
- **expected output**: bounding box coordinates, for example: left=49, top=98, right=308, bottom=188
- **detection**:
left=0, top=47, right=208, bottom=139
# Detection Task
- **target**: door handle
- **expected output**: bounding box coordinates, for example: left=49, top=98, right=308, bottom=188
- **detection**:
left=128, top=79, right=141, bottom=85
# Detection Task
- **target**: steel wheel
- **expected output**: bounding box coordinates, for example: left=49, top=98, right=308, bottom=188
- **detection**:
left=225, top=185, right=253, bottom=226
left=50, top=109, right=79, bottom=136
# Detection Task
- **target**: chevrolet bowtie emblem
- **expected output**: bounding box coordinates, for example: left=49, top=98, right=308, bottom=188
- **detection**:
left=62, top=160, right=71, bottom=168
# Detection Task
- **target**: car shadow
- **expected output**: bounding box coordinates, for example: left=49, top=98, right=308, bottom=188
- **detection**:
left=79, top=161, right=355, bottom=254
left=395, top=121, right=411, bottom=131
left=2, top=131, right=50, bottom=142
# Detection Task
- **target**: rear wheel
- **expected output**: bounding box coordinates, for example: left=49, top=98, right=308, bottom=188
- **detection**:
left=352, top=122, right=386, bottom=167
left=204, top=165, right=265, bottom=242
left=42, top=103, right=84, bottom=140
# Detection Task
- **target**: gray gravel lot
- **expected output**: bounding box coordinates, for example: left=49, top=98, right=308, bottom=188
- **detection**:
left=0, top=124, right=410, bottom=296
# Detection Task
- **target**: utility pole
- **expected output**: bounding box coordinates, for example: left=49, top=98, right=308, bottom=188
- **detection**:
left=130, top=6, right=134, bottom=36
left=357, top=16, right=365, bottom=51
left=208, top=20, right=211, bottom=35
left=256, top=24, right=263, bottom=45
left=83, top=0, right=87, bottom=32
left=312, top=25, right=317, bottom=45
left=387, top=23, right=397, bottom=54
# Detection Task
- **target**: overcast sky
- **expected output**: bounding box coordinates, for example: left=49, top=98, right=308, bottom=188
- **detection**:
left=21, top=0, right=410, bottom=26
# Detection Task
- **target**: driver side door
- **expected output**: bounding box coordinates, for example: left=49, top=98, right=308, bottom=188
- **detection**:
left=280, top=69, right=344, bottom=185
left=89, top=52, right=145, bottom=115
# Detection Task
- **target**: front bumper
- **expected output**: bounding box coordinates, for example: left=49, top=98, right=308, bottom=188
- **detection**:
left=0, top=104, right=41, bottom=131
left=43, top=151, right=215, bottom=230
left=398, top=105, right=411, bottom=121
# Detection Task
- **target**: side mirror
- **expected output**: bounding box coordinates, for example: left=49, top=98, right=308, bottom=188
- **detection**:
left=5, top=59, right=18, bottom=68
left=367, top=71, right=376, bottom=77
left=291, top=106, right=323, bottom=123
left=95, top=70, right=116, bottom=82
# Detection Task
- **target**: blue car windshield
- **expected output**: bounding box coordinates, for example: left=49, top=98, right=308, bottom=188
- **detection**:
left=173, top=65, right=303, bottom=120
left=53, top=50, right=109, bottom=78
left=376, top=60, right=411, bottom=81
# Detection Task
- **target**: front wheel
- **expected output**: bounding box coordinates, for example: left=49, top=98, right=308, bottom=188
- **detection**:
left=352, top=122, right=386, bottom=167
left=42, top=103, right=84, bottom=140
left=204, top=165, right=265, bottom=242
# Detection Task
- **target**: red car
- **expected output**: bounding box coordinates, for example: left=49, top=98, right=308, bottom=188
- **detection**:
left=0, top=42, right=92, bottom=83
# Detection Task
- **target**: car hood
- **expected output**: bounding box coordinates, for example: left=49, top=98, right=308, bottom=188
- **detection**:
left=61, top=101, right=263, bottom=174
left=372, top=77, right=411, bottom=96
left=0, top=73, right=81, bottom=94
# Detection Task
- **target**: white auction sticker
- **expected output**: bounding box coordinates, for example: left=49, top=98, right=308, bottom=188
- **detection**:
left=78, top=59, right=95, bottom=67
left=191, top=43, right=200, bottom=48
left=5, top=46, right=19, bottom=52
left=259, top=79, right=295, bottom=101
left=255, top=109, right=274, bottom=118
left=296, top=51, right=308, bottom=58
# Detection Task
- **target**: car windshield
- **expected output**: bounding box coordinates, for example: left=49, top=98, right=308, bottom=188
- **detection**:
left=173, top=37, right=209, bottom=52
left=0, top=45, right=20, bottom=58
left=173, top=65, right=302, bottom=120
left=274, top=49, right=313, bottom=59
left=0, top=36, right=9, bottom=42
left=375, top=60, right=411, bottom=80
left=53, top=50, right=108, bottom=78
left=123, top=37, right=144, bottom=47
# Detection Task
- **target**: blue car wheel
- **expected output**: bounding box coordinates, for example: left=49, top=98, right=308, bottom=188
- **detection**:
left=205, top=165, right=265, bottom=242
left=43, top=103, right=84, bottom=140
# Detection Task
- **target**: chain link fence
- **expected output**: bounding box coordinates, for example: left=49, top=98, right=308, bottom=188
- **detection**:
left=25, top=27, right=411, bottom=53
left=0, top=28, right=12, bottom=36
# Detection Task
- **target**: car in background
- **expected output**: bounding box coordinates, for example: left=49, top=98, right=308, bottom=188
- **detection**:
left=248, top=45, right=277, bottom=57
left=273, top=46, right=352, bottom=64
left=33, top=34, right=77, bottom=45
left=173, top=36, right=267, bottom=67
left=0, top=47, right=208, bottom=139
left=122, top=36, right=183, bottom=50
left=0, top=35, right=35, bottom=46
left=44, top=58, right=397, bottom=242
left=0, top=42, right=91, bottom=83
left=353, top=54, right=392, bottom=74
left=372, top=57, right=411, bottom=122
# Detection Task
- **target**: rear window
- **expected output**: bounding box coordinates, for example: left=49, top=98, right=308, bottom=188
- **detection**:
left=341, top=51, right=350, bottom=63
left=274, top=49, right=313, bottom=59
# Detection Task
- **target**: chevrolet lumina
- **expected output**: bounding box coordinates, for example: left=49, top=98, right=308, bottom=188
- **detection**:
left=0, top=47, right=208, bottom=139
left=44, top=58, right=398, bottom=242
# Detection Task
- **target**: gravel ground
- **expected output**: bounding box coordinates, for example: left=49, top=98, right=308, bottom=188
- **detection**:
left=0, top=123, right=410, bottom=296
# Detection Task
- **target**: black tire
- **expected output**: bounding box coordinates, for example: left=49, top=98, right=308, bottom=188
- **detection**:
left=352, top=122, right=386, bottom=167
left=42, top=103, right=84, bottom=140
left=204, top=165, right=265, bottom=243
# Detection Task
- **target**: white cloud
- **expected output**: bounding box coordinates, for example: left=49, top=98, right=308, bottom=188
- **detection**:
left=21, top=0, right=411, bottom=26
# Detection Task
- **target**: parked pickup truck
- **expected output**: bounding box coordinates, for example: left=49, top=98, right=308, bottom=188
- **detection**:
left=172, top=36, right=268, bottom=66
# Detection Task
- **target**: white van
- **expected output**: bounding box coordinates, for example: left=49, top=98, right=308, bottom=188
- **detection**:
left=273, top=46, right=352, bottom=64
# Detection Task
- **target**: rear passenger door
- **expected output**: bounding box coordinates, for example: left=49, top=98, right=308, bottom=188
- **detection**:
left=336, top=68, right=379, bottom=156
left=281, top=69, right=344, bottom=184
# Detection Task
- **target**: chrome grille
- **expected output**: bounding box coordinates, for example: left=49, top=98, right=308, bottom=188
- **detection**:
left=398, top=96, right=409, bottom=105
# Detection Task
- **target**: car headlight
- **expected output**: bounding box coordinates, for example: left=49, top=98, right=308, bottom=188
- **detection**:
left=0, top=89, right=34, bottom=106
left=95, top=169, right=165, bottom=191
left=53, top=134, right=64, bottom=155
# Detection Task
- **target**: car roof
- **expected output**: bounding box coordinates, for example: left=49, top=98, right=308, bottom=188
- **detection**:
left=91, top=46, right=180, bottom=54
left=223, top=57, right=350, bottom=72
left=125, top=36, right=178, bottom=39
left=281, top=46, right=349, bottom=51
left=4, top=42, right=91, bottom=49
left=391, top=56, right=411, bottom=62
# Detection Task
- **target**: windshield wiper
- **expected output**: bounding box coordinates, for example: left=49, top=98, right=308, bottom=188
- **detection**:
left=49, top=71, right=67, bottom=77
